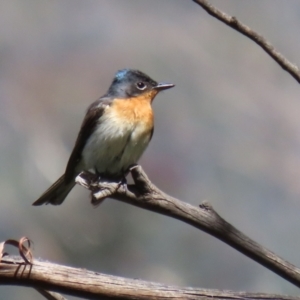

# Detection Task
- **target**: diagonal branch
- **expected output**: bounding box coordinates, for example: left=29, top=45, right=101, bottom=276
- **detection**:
left=35, top=288, right=68, bottom=300
left=192, top=0, right=300, bottom=83
left=1, top=255, right=300, bottom=300
left=76, top=166, right=300, bottom=288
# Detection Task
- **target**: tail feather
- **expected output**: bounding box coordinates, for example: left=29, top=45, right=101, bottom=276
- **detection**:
left=32, top=174, right=75, bottom=206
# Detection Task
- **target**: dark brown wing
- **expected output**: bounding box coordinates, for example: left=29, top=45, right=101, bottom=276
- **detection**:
left=64, top=97, right=112, bottom=182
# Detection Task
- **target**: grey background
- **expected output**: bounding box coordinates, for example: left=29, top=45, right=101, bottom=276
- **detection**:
left=1, top=1, right=300, bottom=299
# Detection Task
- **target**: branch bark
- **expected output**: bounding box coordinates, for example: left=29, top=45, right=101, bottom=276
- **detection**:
left=1, top=255, right=300, bottom=300
left=192, top=0, right=300, bottom=83
left=76, top=166, right=300, bottom=288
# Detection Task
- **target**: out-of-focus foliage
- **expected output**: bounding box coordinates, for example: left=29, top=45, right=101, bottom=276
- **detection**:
left=1, top=1, right=300, bottom=299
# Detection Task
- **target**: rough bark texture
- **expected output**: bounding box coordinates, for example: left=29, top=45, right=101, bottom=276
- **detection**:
left=1, top=256, right=300, bottom=300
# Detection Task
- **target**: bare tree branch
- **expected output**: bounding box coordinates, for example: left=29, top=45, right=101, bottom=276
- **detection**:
left=76, top=166, right=300, bottom=288
left=0, top=237, right=66, bottom=299
left=192, top=0, right=300, bottom=83
left=1, top=255, right=300, bottom=300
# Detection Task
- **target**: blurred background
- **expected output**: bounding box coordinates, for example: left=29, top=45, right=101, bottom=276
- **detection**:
left=1, top=0, right=300, bottom=299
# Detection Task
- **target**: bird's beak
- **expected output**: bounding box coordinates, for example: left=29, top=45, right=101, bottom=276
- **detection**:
left=153, top=82, right=175, bottom=91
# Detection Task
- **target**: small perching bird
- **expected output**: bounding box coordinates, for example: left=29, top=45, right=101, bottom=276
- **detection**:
left=33, top=69, right=174, bottom=206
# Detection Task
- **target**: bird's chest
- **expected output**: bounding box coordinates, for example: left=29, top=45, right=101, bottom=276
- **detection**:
left=82, top=98, right=153, bottom=175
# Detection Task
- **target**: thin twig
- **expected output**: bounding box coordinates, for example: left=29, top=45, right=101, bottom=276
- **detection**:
left=192, top=0, right=300, bottom=83
left=35, top=288, right=68, bottom=300
left=1, top=255, right=300, bottom=300
left=76, top=166, right=300, bottom=288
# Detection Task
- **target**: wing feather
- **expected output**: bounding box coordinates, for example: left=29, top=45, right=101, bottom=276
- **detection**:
left=64, top=98, right=112, bottom=182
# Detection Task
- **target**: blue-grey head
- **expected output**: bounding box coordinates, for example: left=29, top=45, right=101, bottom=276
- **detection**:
left=107, top=69, right=174, bottom=99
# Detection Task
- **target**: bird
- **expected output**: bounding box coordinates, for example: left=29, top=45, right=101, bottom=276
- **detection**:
left=32, top=69, right=174, bottom=206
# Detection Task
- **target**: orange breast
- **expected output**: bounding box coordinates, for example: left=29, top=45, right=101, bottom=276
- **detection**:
left=111, top=92, right=155, bottom=132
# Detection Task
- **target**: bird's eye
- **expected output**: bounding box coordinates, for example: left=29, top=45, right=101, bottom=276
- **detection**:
left=136, top=82, right=147, bottom=90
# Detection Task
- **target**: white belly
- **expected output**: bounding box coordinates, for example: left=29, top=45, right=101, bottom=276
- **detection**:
left=81, top=109, right=152, bottom=176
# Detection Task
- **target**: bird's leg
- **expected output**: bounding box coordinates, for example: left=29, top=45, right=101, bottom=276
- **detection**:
left=95, top=168, right=102, bottom=181
left=116, top=164, right=139, bottom=192
left=90, top=169, right=115, bottom=206
left=116, top=174, right=128, bottom=192
left=115, top=164, right=139, bottom=192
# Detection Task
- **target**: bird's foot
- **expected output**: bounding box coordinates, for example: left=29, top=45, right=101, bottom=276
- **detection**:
left=116, top=176, right=128, bottom=193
